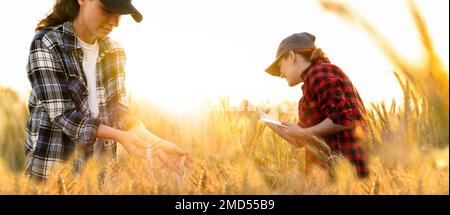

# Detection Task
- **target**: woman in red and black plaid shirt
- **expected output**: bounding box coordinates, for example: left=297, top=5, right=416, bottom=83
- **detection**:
left=265, top=32, right=369, bottom=179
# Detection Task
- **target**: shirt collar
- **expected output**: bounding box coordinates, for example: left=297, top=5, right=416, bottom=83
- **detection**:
left=300, top=57, right=331, bottom=81
left=61, top=21, right=114, bottom=55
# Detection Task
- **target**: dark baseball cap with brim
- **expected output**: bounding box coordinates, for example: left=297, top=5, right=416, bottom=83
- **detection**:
left=265, top=32, right=316, bottom=76
left=99, top=0, right=143, bottom=23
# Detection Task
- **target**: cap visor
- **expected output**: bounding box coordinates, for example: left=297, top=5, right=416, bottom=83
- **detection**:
left=265, top=61, right=281, bottom=76
left=131, top=12, right=143, bottom=23
left=100, top=0, right=143, bottom=22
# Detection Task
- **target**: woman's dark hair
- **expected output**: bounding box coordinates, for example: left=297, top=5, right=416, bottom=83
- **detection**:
left=35, top=0, right=80, bottom=32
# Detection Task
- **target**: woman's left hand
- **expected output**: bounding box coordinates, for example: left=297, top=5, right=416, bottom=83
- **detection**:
left=281, top=122, right=313, bottom=138
left=153, top=140, right=193, bottom=175
left=128, top=125, right=193, bottom=175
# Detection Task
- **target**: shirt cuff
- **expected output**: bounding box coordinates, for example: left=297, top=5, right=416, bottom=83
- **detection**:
left=78, top=117, right=101, bottom=145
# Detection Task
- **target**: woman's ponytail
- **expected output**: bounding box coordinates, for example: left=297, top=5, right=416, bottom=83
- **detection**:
left=309, top=48, right=326, bottom=62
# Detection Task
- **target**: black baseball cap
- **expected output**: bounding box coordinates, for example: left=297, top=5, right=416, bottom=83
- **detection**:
left=99, top=0, right=143, bottom=23
left=265, top=32, right=316, bottom=76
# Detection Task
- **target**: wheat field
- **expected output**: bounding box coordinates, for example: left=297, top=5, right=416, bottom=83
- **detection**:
left=0, top=0, right=448, bottom=194
left=0, top=80, right=448, bottom=195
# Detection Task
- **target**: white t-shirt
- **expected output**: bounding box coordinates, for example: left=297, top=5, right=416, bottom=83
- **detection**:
left=77, top=37, right=103, bottom=157
left=77, top=37, right=100, bottom=117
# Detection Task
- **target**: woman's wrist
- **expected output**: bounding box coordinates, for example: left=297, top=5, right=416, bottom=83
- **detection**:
left=131, top=127, right=163, bottom=147
left=304, top=127, right=316, bottom=137
left=98, top=124, right=118, bottom=141
left=114, top=130, right=129, bottom=143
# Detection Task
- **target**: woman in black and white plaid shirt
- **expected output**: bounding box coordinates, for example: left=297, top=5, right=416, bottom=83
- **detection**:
left=25, top=0, right=191, bottom=181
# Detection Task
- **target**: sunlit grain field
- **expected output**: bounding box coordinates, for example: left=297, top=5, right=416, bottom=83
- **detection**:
left=0, top=84, right=448, bottom=194
left=0, top=0, right=448, bottom=195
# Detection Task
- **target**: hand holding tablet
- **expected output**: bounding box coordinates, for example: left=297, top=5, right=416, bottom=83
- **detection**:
left=259, top=113, right=289, bottom=128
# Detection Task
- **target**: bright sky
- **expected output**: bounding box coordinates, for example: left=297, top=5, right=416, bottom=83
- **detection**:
left=0, top=0, right=448, bottom=112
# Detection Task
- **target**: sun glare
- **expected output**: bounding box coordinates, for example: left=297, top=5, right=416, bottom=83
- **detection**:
left=108, top=0, right=448, bottom=112
left=1, top=0, right=448, bottom=112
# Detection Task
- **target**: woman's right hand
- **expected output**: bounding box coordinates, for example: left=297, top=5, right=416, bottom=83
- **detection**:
left=117, top=131, right=149, bottom=158
left=152, top=140, right=193, bottom=176
left=267, top=122, right=305, bottom=148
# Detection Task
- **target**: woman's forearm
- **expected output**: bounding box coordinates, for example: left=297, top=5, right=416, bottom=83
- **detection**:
left=307, top=118, right=349, bottom=137
left=96, top=124, right=125, bottom=142
left=127, top=124, right=164, bottom=146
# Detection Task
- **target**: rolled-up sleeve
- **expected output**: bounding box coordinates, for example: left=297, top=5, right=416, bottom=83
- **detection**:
left=27, top=36, right=100, bottom=145
left=104, top=48, right=141, bottom=131
left=109, top=99, right=141, bottom=131
left=310, top=75, right=353, bottom=127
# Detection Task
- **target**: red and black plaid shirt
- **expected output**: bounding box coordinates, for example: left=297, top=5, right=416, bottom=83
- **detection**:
left=298, top=58, right=369, bottom=178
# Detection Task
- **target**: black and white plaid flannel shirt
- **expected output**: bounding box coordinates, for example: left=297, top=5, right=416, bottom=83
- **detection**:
left=25, top=21, right=141, bottom=181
